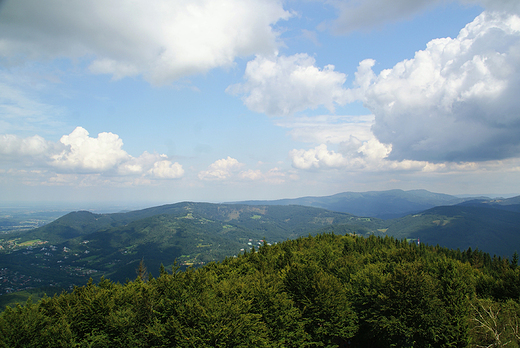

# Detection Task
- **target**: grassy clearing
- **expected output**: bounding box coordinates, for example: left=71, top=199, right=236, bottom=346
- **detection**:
left=18, top=240, right=44, bottom=247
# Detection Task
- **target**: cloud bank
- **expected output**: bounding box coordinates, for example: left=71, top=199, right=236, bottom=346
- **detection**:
left=198, top=157, right=288, bottom=184
left=0, top=127, right=184, bottom=181
left=360, top=11, right=520, bottom=162
left=0, top=134, right=56, bottom=158
left=227, top=7, right=520, bottom=168
left=0, top=0, right=290, bottom=85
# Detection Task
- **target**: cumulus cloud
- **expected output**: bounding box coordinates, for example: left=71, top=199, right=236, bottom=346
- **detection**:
left=239, top=169, right=264, bottom=181
left=117, top=151, right=159, bottom=176
left=278, top=113, right=435, bottom=172
left=198, top=156, right=244, bottom=180
left=289, top=139, right=452, bottom=172
left=148, top=160, right=184, bottom=179
left=356, top=11, right=520, bottom=162
left=290, top=144, right=349, bottom=169
left=0, top=0, right=291, bottom=85
left=227, top=54, right=355, bottom=116
left=471, top=0, right=520, bottom=13
left=0, top=127, right=184, bottom=182
left=117, top=152, right=184, bottom=179
left=51, top=127, right=130, bottom=171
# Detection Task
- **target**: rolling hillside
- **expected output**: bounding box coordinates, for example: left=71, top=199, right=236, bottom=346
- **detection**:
left=2, top=195, right=520, bottom=301
left=0, top=202, right=382, bottom=293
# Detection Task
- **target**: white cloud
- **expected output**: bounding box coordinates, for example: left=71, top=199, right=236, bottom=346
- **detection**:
left=0, top=127, right=184, bottom=184
left=358, top=11, right=520, bottom=162
left=198, top=156, right=244, bottom=180
left=0, top=0, right=291, bottom=85
left=0, top=134, right=55, bottom=157
left=290, top=144, right=349, bottom=169
left=239, top=167, right=286, bottom=184
left=239, top=169, right=264, bottom=181
left=148, top=160, right=184, bottom=179
left=117, top=151, right=184, bottom=179
left=355, top=138, right=392, bottom=163
left=275, top=114, right=375, bottom=144
left=51, top=127, right=130, bottom=171
left=290, top=139, right=452, bottom=172
left=227, top=54, right=355, bottom=116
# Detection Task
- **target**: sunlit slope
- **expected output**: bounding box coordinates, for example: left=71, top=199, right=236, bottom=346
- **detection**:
left=18, top=202, right=380, bottom=243
left=1, top=203, right=383, bottom=287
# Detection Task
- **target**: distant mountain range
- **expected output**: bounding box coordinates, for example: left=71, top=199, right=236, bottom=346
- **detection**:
left=236, top=189, right=520, bottom=256
left=1, top=189, right=520, bottom=299
left=456, top=196, right=520, bottom=213
left=235, top=189, right=471, bottom=219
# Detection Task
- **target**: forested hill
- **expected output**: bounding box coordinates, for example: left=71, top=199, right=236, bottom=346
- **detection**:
left=0, top=203, right=381, bottom=297
left=384, top=204, right=520, bottom=256
left=3, top=199, right=520, bottom=301
left=22, top=202, right=374, bottom=245
left=457, top=195, right=520, bottom=213
left=235, top=189, right=469, bottom=219
left=2, top=233, right=520, bottom=347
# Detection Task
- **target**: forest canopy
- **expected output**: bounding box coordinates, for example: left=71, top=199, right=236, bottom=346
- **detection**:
left=1, top=233, right=520, bottom=347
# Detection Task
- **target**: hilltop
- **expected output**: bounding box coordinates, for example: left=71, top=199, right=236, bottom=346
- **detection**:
left=2, top=233, right=520, bottom=347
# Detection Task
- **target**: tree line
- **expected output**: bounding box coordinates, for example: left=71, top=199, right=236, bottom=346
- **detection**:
left=1, top=233, right=520, bottom=347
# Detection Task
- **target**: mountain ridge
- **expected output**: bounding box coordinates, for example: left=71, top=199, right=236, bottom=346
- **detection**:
left=2, top=190, right=520, bottom=298
left=234, top=189, right=470, bottom=219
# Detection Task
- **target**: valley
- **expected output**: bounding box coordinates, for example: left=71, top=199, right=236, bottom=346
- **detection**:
left=1, top=190, right=520, bottom=307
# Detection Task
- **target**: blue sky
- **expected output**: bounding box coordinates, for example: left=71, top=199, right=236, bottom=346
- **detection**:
left=1, top=0, right=520, bottom=208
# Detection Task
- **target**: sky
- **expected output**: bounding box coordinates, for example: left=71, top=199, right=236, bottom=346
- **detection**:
left=1, top=0, right=520, bottom=209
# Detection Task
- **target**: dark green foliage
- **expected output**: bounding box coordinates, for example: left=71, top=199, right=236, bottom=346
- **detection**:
left=2, top=233, right=520, bottom=347
left=5, top=200, right=520, bottom=300
left=2, top=202, right=385, bottom=295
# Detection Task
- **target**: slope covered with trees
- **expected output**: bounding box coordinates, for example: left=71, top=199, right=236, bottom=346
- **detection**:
left=3, top=199, right=520, bottom=306
left=2, top=233, right=520, bottom=347
left=0, top=203, right=380, bottom=301
left=236, top=189, right=469, bottom=219
left=383, top=205, right=520, bottom=257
